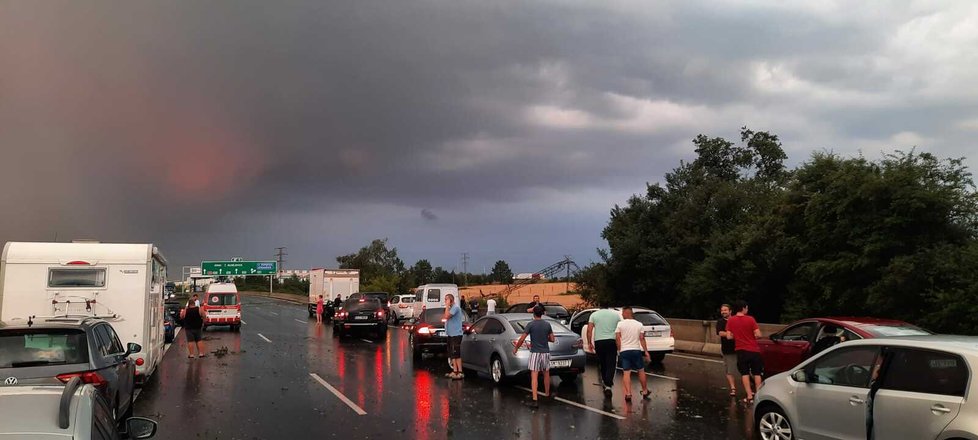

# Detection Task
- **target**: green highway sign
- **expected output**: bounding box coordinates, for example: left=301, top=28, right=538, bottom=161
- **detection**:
left=201, top=261, right=277, bottom=276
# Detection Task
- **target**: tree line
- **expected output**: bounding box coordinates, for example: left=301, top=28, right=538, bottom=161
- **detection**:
left=575, top=128, right=978, bottom=334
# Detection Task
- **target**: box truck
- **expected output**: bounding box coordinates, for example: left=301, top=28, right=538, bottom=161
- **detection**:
left=308, top=268, right=359, bottom=316
left=0, top=242, right=167, bottom=383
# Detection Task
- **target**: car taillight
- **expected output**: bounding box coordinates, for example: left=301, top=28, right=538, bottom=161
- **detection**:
left=573, top=338, right=583, bottom=349
left=512, top=339, right=531, bottom=350
left=417, top=325, right=432, bottom=335
left=135, top=358, right=145, bottom=366
left=376, top=310, right=384, bottom=318
left=57, top=372, right=108, bottom=388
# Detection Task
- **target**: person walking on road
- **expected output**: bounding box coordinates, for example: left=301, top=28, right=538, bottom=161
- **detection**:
left=725, top=300, right=764, bottom=403
left=615, top=307, right=652, bottom=402
left=513, top=306, right=555, bottom=408
left=486, top=297, right=497, bottom=315
left=716, top=304, right=738, bottom=396
left=316, top=295, right=325, bottom=326
left=588, top=304, right=621, bottom=397
left=444, top=294, right=465, bottom=379
left=181, top=294, right=206, bottom=359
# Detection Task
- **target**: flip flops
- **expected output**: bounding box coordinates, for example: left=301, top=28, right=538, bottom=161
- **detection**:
left=641, top=390, right=652, bottom=400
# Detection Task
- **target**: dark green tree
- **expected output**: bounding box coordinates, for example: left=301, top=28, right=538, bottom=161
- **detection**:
left=410, top=259, right=434, bottom=285
left=489, top=260, right=513, bottom=284
left=336, top=238, right=406, bottom=291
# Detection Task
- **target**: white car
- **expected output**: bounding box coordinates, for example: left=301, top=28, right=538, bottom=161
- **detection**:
left=754, top=335, right=978, bottom=440
left=568, top=307, right=674, bottom=364
left=389, top=294, right=417, bottom=322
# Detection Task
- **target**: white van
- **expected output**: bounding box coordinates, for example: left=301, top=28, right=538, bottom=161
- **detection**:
left=0, top=242, right=168, bottom=383
left=412, top=284, right=459, bottom=315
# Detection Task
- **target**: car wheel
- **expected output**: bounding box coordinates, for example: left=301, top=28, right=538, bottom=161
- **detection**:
left=756, top=405, right=793, bottom=440
left=490, top=355, right=507, bottom=385
left=648, top=352, right=666, bottom=365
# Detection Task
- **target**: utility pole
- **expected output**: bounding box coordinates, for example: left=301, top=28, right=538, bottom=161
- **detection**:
left=274, top=247, right=287, bottom=295
left=461, top=252, right=469, bottom=287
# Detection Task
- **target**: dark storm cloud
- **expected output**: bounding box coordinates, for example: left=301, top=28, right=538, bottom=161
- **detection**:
left=421, top=209, right=438, bottom=222
left=2, top=0, right=977, bottom=270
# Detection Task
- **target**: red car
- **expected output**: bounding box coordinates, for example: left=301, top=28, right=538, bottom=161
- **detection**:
left=757, top=317, right=931, bottom=376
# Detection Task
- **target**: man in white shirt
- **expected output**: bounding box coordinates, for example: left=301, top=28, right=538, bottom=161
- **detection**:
left=486, top=297, right=497, bottom=315
left=615, top=307, right=651, bottom=402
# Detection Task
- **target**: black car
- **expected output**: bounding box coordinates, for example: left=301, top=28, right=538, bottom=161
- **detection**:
left=334, top=298, right=388, bottom=339
left=409, top=307, right=469, bottom=360
left=164, top=301, right=183, bottom=327
left=504, top=302, right=571, bottom=324
left=0, top=317, right=140, bottom=422
left=350, top=292, right=392, bottom=317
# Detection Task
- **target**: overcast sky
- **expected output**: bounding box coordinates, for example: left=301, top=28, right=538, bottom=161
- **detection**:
left=2, top=1, right=977, bottom=276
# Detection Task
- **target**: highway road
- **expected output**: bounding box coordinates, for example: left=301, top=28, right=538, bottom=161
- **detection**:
left=134, top=295, right=757, bottom=439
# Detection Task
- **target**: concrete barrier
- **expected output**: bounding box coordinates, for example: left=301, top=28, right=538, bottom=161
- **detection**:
left=240, top=291, right=307, bottom=306
left=665, top=317, right=787, bottom=357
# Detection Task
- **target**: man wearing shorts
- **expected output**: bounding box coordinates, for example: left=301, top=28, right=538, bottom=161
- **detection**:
left=443, top=294, right=464, bottom=379
left=726, top=300, right=763, bottom=402
left=615, top=307, right=651, bottom=402
left=716, top=304, right=738, bottom=396
left=180, top=294, right=206, bottom=359
left=513, top=307, right=555, bottom=408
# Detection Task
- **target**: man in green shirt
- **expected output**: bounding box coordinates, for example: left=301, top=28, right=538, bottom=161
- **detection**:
left=587, top=306, right=621, bottom=397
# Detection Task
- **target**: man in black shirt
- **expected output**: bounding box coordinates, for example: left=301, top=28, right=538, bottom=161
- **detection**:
left=333, top=296, right=342, bottom=309
left=525, top=295, right=542, bottom=313
left=716, top=304, right=737, bottom=396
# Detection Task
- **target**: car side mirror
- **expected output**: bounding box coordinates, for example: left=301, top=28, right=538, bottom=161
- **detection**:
left=124, top=343, right=141, bottom=357
left=791, top=370, right=808, bottom=383
left=124, top=417, right=158, bottom=439
left=770, top=333, right=781, bottom=342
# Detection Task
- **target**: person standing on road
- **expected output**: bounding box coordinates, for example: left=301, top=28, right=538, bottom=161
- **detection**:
left=725, top=300, right=763, bottom=403
left=333, top=295, right=342, bottom=310
left=513, top=306, right=555, bottom=408
left=526, top=295, right=542, bottom=313
left=443, top=294, right=465, bottom=379
left=486, top=297, right=497, bottom=315
left=588, top=305, right=621, bottom=397
left=615, top=307, right=652, bottom=402
left=716, top=304, right=738, bottom=397
left=180, top=295, right=206, bottom=359
left=316, top=295, right=325, bottom=326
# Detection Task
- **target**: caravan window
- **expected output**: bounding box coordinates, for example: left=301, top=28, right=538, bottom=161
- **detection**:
left=48, top=269, right=106, bottom=288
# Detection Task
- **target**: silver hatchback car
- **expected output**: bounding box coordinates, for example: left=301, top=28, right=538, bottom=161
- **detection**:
left=754, top=335, right=978, bottom=440
left=460, top=313, right=586, bottom=384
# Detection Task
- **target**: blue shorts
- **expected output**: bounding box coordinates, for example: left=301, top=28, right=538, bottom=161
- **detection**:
left=620, top=350, right=645, bottom=371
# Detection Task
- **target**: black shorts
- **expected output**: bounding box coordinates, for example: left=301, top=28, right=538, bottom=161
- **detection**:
left=185, top=328, right=203, bottom=342
left=736, top=351, right=764, bottom=376
left=447, top=336, right=462, bottom=359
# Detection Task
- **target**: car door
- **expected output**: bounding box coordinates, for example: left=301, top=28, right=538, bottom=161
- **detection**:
left=759, top=321, right=818, bottom=375
left=872, top=348, right=967, bottom=439
left=569, top=310, right=593, bottom=336
left=102, top=324, right=133, bottom=413
left=479, top=318, right=507, bottom=366
left=462, top=318, right=489, bottom=370
left=795, top=345, right=881, bottom=440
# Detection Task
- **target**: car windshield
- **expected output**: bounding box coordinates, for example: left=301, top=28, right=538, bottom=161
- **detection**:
left=633, top=312, right=668, bottom=326
left=343, top=299, right=381, bottom=312
left=0, top=329, right=90, bottom=368
left=206, top=294, right=237, bottom=306
left=510, top=319, right=573, bottom=334
left=861, top=324, right=931, bottom=337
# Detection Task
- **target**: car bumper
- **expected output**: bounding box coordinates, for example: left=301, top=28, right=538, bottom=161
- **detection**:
left=504, top=350, right=587, bottom=376
left=204, top=317, right=241, bottom=325
left=337, top=321, right=387, bottom=331
left=646, top=337, right=675, bottom=353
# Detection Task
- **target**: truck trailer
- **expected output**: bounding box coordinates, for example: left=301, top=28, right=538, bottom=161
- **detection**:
left=307, top=268, right=359, bottom=317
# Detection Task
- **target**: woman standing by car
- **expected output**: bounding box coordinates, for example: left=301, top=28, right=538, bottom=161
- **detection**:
left=316, top=295, right=325, bottom=326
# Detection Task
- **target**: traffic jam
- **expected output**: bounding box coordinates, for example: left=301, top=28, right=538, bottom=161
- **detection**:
left=2, top=241, right=976, bottom=440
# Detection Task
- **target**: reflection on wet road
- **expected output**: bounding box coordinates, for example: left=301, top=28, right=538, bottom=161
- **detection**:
left=135, top=296, right=756, bottom=439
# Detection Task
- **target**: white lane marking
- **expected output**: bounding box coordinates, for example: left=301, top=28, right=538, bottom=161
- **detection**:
left=257, top=333, right=272, bottom=343
left=666, top=353, right=724, bottom=365
left=294, top=319, right=307, bottom=324
left=514, top=386, right=625, bottom=420
left=309, top=373, right=368, bottom=416
left=616, top=367, right=679, bottom=381
left=360, top=339, right=373, bottom=344
left=241, top=320, right=247, bottom=325
left=269, top=312, right=279, bottom=316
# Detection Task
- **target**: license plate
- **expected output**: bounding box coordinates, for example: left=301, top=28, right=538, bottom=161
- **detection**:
left=354, top=316, right=369, bottom=320
left=435, top=330, right=446, bottom=336
left=645, top=331, right=662, bottom=337
left=549, top=360, right=571, bottom=368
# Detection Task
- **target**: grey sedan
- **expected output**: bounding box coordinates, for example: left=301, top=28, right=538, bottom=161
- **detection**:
left=0, top=317, right=140, bottom=422
left=460, top=313, right=586, bottom=384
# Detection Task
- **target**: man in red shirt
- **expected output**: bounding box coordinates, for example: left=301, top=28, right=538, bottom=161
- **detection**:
left=725, top=300, right=764, bottom=402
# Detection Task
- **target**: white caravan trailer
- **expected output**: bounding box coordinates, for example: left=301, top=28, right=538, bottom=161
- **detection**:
left=307, top=268, right=360, bottom=316
left=0, top=242, right=167, bottom=383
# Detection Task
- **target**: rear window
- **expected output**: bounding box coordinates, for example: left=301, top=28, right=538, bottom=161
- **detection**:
left=511, top=319, right=573, bottom=334
left=422, top=308, right=467, bottom=325
left=426, top=289, right=441, bottom=302
left=206, top=294, right=238, bottom=306
left=544, top=305, right=569, bottom=316
left=633, top=312, right=668, bottom=326
left=48, top=269, right=106, bottom=288
left=0, top=329, right=90, bottom=368
left=861, top=325, right=931, bottom=337
left=343, top=299, right=381, bottom=312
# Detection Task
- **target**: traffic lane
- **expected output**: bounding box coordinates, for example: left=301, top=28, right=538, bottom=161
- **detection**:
left=135, top=296, right=452, bottom=439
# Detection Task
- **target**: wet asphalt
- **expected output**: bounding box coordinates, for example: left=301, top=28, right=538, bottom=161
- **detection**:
left=134, top=296, right=757, bottom=440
